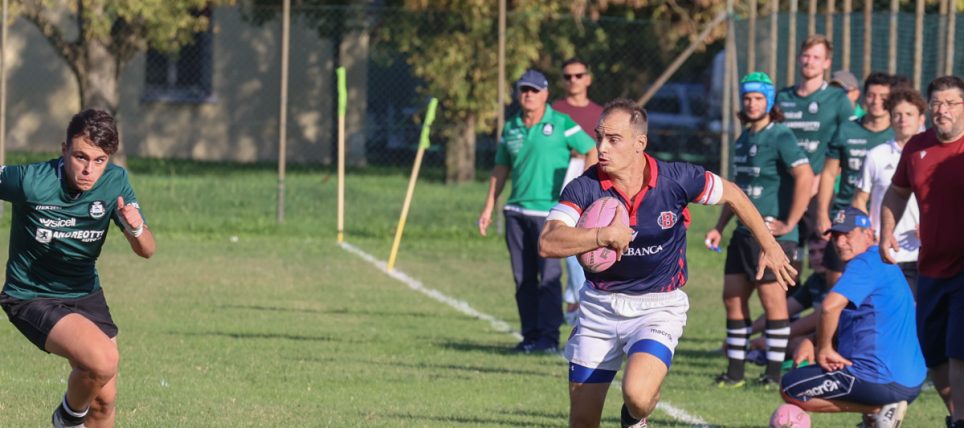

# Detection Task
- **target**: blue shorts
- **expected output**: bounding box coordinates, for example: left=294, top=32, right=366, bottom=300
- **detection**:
left=917, top=270, right=964, bottom=368
left=781, top=365, right=921, bottom=406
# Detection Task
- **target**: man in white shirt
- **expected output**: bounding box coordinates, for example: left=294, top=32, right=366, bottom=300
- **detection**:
left=852, top=87, right=925, bottom=296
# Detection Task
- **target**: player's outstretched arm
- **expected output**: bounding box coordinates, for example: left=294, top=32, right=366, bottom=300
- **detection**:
left=879, top=184, right=912, bottom=264
left=117, top=196, right=155, bottom=258
left=478, top=165, right=509, bottom=237
left=539, top=205, right=633, bottom=259
left=719, top=179, right=797, bottom=289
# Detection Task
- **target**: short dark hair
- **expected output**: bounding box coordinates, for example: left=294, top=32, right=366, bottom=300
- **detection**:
left=66, top=109, right=119, bottom=155
left=863, top=71, right=894, bottom=93
left=884, top=88, right=927, bottom=115
left=927, top=75, right=964, bottom=100
left=737, top=104, right=785, bottom=125
left=601, top=98, right=648, bottom=135
left=561, top=57, right=590, bottom=72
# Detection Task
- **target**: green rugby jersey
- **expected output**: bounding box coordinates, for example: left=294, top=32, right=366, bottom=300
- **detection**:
left=0, top=159, right=144, bottom=300
left=776, top=83, right=854, bottom=173
left=731, top=123, right=810, bottom=242
left=495, top=105, right=595, bottom=213
left=826, top=119, right=894, bottom=211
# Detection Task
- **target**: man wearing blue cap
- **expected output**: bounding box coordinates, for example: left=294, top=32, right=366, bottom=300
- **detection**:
left=705, top=72, right=814, bottom=388
left=478, top=69, right=597, bottom=353
left=780, top=206, right=925, bottom=428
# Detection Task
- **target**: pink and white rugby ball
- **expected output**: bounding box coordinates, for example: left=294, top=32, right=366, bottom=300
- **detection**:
left=769, top=403, right=811, bottom=428
left=576, top=196, right=630, bottom=273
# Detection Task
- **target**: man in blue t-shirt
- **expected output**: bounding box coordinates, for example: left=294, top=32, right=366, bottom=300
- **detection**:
left=780, top=207, right=925, bottom=428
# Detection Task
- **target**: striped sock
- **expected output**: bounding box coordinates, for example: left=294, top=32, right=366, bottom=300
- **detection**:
left=764, top=319, right=791, bottom=380
left=725, top=319, right=751, bottom=380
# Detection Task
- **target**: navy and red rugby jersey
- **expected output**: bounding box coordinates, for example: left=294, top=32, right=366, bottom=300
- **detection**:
left=547, top=154, right=723, bottom=295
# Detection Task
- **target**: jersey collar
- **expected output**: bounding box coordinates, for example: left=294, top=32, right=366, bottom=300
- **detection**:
left=596, top=154, right=659, bottom=226
left=511, top=104, right=555, bottom=129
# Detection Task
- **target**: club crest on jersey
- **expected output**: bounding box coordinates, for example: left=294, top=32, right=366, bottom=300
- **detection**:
left=657, top=211, right=677, bottom=229
left=749, top=145, right=758, bottom=157
left=89, top=201, right=106, bottom=219
left=35, top=228, right=53, bottom=244
left=808, top=101, right=819, bottom=113
left=542, top=123, right=554, bottom=136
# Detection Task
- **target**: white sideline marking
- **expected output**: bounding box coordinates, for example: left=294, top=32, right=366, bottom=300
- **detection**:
left=339, top=241, right=713, bottom=427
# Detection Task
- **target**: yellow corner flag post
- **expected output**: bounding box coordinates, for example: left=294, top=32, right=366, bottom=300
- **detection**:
left=336, top=67, right=347, bottom=243
left=387, top=98, right=438, bottom=272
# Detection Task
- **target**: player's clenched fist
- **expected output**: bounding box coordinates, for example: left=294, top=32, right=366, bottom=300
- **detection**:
left=117, top=196, right=144, bottom=235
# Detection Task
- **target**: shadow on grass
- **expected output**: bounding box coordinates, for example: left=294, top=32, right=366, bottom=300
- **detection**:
left=171, top=330, right=337, bottom=342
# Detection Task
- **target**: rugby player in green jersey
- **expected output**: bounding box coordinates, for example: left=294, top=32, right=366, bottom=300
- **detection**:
left=705, top=72, right=814, bottom=388
left=816, top=72, right=896, bottom=286
left=0, top=110, right=155, bottom=428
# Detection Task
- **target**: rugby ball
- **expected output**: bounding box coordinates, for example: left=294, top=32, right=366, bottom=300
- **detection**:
left=769, top=403, right=811, bottom=428
left=576, top=196, right=630, bottom=273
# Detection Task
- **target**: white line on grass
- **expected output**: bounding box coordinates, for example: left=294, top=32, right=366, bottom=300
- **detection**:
left=339, top=241, right=713, bottom=428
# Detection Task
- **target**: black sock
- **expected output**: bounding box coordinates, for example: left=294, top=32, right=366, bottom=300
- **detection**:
left=951, top=418, right=964, bottom=428
left=58, top=395, right=88, bottom=425
left=764, top=319, right=790, bottom=380
left=621, top=404, right=641, bottom=428
left=725, top=319, right=751, bottom=380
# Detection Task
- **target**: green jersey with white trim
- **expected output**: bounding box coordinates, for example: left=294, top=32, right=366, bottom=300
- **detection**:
left=0, top=159, right=145, bottom=300
left=496, top=105, right=596, bottom=213
left=776, top=83, right=854, bottom=173
left=731, top=123, right=810, bottom=242
left=826, top=119, right=894, bottom=211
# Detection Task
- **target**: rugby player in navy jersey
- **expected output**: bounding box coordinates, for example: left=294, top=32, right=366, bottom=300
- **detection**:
left=0, top=110, right=154, bottom=428
left=539, top=99, right=797, bottom=428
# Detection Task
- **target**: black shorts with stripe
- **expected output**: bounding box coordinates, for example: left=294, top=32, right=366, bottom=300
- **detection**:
left=725, top=231, right=799, bottom=284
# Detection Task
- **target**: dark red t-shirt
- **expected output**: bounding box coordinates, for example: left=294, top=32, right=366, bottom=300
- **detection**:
left=551, top=99, right=603, bottom=136
left=892, top=128, right=964, bottom=278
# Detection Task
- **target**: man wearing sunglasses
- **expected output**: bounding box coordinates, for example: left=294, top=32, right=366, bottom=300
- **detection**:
left=552, top=58, right=604, bottom=326
left=479, top=69, right=597, bottom=354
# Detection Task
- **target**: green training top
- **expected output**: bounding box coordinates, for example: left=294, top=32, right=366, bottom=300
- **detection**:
left=495, top=105, right=596, bottom=213
left=776, top=83, right=854, bottom=174
left=731, top=122, right=811, bottom=242
left=0, top=159, right=144, bottom=300
left=826, top=119, right=894, bottom=211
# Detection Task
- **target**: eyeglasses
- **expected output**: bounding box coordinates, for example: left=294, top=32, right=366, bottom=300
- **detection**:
left=563, top=72, right=587, bottom=81
left=929, top=100, right=964, bottom=110
left=519, top=86, right=541, bottom=94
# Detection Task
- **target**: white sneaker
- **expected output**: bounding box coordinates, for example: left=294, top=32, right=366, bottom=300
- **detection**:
left=874, top=401, right=907, bottom=428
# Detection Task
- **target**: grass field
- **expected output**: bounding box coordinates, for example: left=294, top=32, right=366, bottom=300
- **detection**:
left=0, top=154, right=949, bottom=426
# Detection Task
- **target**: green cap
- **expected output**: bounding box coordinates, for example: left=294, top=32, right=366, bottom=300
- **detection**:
left=741, top=71, right=773, bottom=85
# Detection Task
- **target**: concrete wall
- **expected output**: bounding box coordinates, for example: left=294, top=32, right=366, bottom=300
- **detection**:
left=4, top=6, right=368, bottom=165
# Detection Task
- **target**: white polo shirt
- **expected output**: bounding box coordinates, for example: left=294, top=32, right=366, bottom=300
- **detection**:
left=857, top=139, right=920, bottom=263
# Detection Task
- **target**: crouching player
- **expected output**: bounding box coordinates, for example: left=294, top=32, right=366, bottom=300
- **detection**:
left=0, top=109, right=155, bottom=427
left=539, top=99, right=797, bottom=428
left=781, top=207, right=924, bottom=428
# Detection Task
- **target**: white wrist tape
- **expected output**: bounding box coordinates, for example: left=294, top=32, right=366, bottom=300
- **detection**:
left=130, top=224, right=144, bottom=238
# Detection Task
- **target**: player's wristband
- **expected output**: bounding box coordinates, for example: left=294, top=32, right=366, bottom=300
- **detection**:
left=130, top=224, right=144, bottom=238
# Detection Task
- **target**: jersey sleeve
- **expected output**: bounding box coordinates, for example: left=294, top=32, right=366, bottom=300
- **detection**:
left=776, top=129, right=811, bottom=169
left=0, top=165, right=27, bottom=203
left=831, top=256, right=874, bottom=305
left=666, top=162, right=723, bottom=206
left=563, top=115, right=596, bottom=155
left=110, top=169, right=147, bottom=231
left=825, top=126, right=845, bottom=160
left=838, top=92, right=856, bottom=122
left=547, top=177, right=593, bottom=227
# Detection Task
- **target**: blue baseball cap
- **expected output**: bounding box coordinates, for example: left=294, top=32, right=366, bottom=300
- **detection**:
left=516, top=69, right=548, bottom=91
left=826, top=207, right=872, bottom=234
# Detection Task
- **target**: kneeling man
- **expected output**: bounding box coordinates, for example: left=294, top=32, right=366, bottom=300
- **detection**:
left=780, top=207, right=925, bottom=428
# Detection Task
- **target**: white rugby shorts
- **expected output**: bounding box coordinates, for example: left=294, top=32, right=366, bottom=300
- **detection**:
left=565, top=285, right=689, bottom=372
